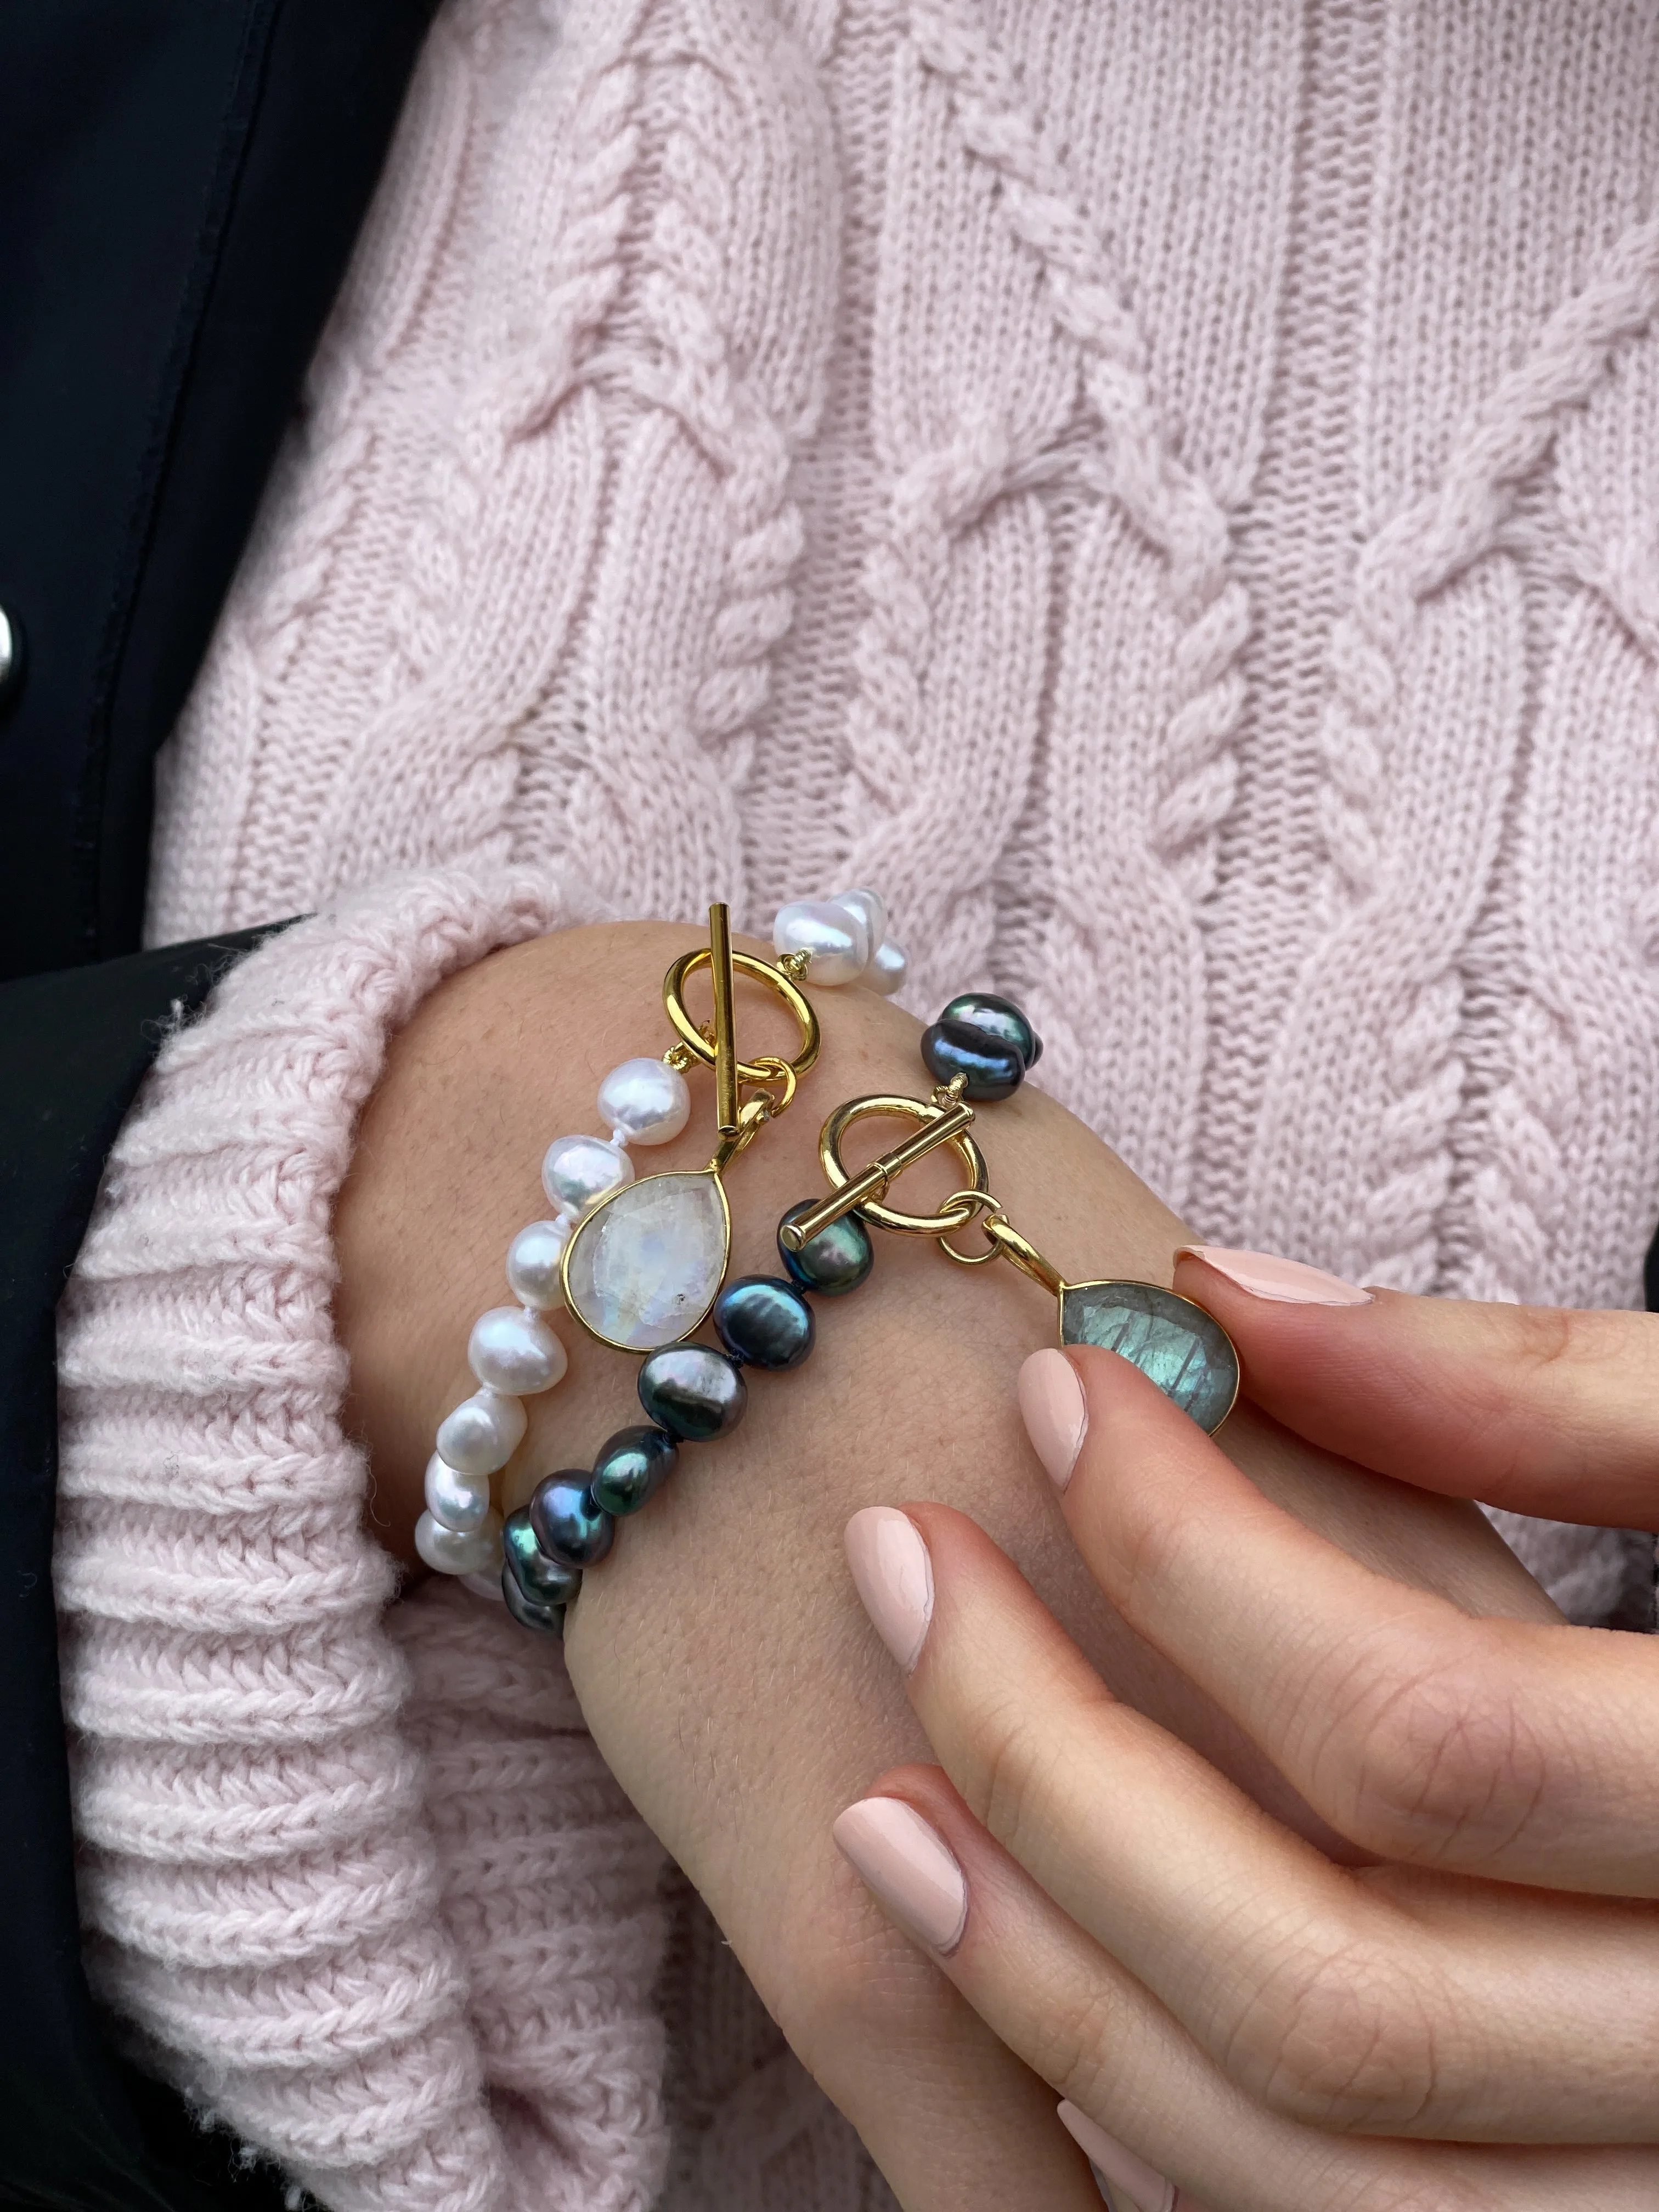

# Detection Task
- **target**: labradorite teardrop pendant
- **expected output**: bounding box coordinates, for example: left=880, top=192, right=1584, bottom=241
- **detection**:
left=1059, top=1280, right=1238, bottom=1434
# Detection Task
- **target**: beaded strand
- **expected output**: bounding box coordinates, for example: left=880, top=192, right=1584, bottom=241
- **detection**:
left=416, top=889, right=911, bottom=1615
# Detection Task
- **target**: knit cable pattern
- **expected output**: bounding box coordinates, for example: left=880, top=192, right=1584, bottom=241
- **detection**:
left=911, top=0, right=1249, bottom=900
left=542, top=0, right=838, bottom=928
left=1243, top=211, right=1659, bottom=1288
left=1464, top=325, right=1659, bottom=1316
left=305, top=6, right=653, bottom=901
left=896, top=0, right=1252, bottom=1204
left=56, top=868, right=670, bottom=2212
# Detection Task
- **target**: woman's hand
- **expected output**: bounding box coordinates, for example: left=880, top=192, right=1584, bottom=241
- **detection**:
left=832, top=1263, right=1659, bottom=2209
left=333, top=929, right=1559, bottom=2209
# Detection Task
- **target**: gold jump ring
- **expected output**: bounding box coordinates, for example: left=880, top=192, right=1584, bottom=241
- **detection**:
left=935, top=1189, right=1010, bottom=1267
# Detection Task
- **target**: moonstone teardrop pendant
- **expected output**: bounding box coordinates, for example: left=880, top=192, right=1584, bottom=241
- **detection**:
left=562, top=1170, right=731, bottom=1351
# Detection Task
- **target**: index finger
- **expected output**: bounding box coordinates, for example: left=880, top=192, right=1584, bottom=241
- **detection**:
left=1029, top=1346, right=1659, bottom=1893
left=1172, top=1247, right=1659, bottom=1528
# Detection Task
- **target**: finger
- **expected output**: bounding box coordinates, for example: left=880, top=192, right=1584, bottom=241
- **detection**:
left=786, top=1903, right=1114, bottom=2212
left=1172, top=1246, right=1659, bottom=1527
left=836, top=1768, right=1659, bottom=2209
left=847, top=1500, right=1659, bottom=2140
left=1020, top=1346, right=1659, bottom=1895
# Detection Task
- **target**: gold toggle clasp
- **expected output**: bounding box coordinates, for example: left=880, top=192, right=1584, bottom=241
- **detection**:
left=796, top=1068, right=1242, bottom=1436
left=662, top=905, right=820, bottom=1129
left=780, top=1080, right=991, bottom=1250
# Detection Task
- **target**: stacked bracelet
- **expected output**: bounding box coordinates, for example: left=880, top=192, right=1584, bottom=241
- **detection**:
left=491, top=982, right=1043, bottom=1637
left=416, top=890, right=908, bottom=1626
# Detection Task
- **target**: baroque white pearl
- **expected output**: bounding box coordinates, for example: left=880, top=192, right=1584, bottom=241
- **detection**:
left=460, top=1570, right=506, bottom=1603
left=468, top=1305, right=567, bottom=1395
left=415, top=1508, right=503, bottom=1577
left=425, top=1452, right=491, bottom=1533
left=597, top=1056, right=691, bottom=1146
left=868, top=938, right=909, bottom=995
left=506, top=1217, right=571, bottom=1308
left=543, top=1132, right=633, bottom=1216
left=772, top=898, right=870, bottom=984
left=436, top=1387, right=527, bottom=1476
left=833, top=887, right=888, bottom=953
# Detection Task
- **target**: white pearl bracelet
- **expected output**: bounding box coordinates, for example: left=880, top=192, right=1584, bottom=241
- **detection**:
left=416, top=888, right=904, bottom=1602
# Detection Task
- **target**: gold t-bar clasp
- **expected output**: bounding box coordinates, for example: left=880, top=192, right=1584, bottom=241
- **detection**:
left=661, top=906, right=821, bottom=1138
left=779, top=1080, right=987, bottom=1251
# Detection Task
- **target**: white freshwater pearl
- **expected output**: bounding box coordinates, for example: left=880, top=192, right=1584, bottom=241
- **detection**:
left=833, top=887, right=888, bottom=955
left=415, top=1508, right=503, bottom=1577
left=436, top=1387, right=527, bottom=1476
left=506, top=1217, right=571, bottom=1308
left=425, top=1452, right=492, bottom=1533
left=597, top=1056, right=691, bottom=1146
left=460, top=1570, right=506, bottom=1603
left=867, top=938, right=909, bottom=996
left=542, top=1132, right=633, bottom=1216
left=772, top=898, right=870, bottom=985
left=468, top=1305, right=567, bottom=1395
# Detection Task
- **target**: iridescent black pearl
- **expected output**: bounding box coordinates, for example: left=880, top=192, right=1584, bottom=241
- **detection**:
left=921, top=1018, right=1024, bottom=1102
left=714, top=1274, right=815, bottom=1369
left=778, top=1201, right=874, bottom=1295
left=502, top=1505, right=583, bottom=1605
left=528, top=1472, right=615, bottom=1570
left=589, top=1424, right=678, bottom=1516
left=500, top=1565, right=566, bottom=1636
left=638, top=1343, right=748, bottom=1441
left=938, top=990, right=1042, bottom=1070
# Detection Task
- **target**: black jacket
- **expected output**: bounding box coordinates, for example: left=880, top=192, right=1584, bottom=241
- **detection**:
left=0, top=6, right=432, bottom=2204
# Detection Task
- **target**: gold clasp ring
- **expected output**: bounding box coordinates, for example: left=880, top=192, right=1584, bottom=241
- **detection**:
left=662, top=944, right=820, bottom=1101
left=783, top=1092, right=991, bottom=1248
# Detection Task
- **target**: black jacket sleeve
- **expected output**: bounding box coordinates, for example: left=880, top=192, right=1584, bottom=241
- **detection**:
left=1, top=932, right=302, bottom=2212
left=0, top=0, right=433, bottom=2200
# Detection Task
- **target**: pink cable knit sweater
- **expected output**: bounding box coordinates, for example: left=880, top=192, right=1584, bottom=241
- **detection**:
left=55, top=0, right=1659, bottom=2205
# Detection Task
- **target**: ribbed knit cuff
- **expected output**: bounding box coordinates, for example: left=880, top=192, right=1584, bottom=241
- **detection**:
left=54, top=868, right=669, bottom=2212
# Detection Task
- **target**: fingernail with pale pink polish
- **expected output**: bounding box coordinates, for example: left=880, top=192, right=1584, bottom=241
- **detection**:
left=1057, top=2101, right=1182, bottom=2212
left=1019, top=1348, right=1087, bottom=1491
left=1176, top=1245, right=1372, bottom=1307
left=833, top=1796, right=968, bottom=1954
left=844, top=1506, right=933, bottom=1671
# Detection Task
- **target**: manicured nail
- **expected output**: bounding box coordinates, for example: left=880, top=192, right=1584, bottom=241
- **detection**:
left=1176, top=1245, right=1372, bottom=1307
left=844, top=1506, right=933, bottom=1671
left=833, top=1797, right=968, bottom=1953
left=1018, top=1347, right=1087, bottom=1491
left=1057, top=2102, right=1181, bottom=2212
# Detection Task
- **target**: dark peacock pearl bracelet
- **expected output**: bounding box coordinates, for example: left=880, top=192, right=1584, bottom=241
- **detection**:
left=500, top=992, right=1035, bottom=1636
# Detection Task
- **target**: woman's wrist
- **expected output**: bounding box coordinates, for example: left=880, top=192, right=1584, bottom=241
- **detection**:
left=332, top=915, right=1554, bottom=1635
left=333, top=919, right=957, bottom=1567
